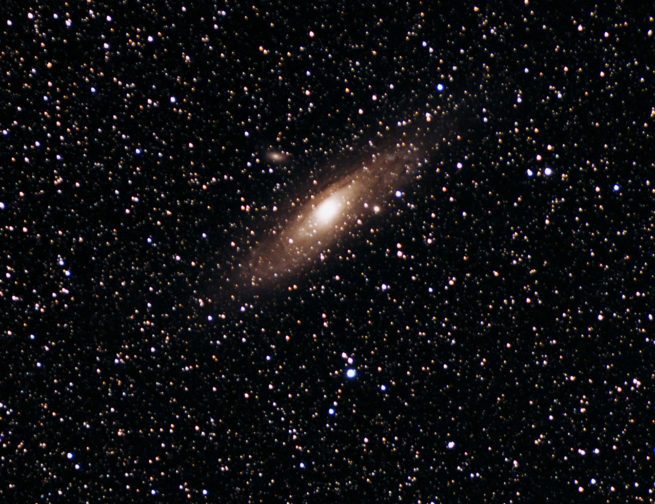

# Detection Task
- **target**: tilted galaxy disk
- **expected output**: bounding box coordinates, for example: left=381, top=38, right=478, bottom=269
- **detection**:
left=237, top=110, right=452, bottom=289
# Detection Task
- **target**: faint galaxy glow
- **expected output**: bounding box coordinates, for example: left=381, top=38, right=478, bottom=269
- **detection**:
left=265, top=150, right=288, bottom=163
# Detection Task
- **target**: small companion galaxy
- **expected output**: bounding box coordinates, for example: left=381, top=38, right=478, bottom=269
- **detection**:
left=2, top=2, right=654, bottom=503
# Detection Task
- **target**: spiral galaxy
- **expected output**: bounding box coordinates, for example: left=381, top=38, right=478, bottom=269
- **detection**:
left=237, top=111, right=451, bottom=289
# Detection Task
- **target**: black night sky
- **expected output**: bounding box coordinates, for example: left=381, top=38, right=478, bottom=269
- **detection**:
left=2, top=1, right=655, bottom=502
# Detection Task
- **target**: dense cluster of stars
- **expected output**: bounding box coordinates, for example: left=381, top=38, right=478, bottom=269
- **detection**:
left=2, top=1, right=654, bottom=502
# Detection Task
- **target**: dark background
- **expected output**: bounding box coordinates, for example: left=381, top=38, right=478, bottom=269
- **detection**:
left=1, top=1, right=654, bottom=502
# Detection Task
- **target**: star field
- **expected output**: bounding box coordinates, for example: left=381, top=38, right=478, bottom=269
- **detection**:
left=2, top=1, right=655, bottom=502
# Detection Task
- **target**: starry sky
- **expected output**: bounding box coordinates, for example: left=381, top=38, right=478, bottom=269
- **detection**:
left=2, top=1, right=655, bottom=502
